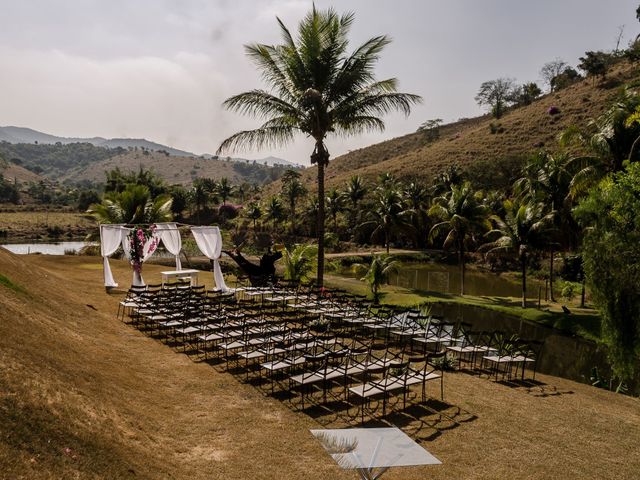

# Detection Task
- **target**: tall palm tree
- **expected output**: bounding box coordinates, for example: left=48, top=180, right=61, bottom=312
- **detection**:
left=482, top=200, right=554, bottom=308
left=362, top=186, right=406, bottom=254
left=245, top=201, right=262, bottom=230
left=217, top=6, right=421, bottom=286
left=404, top=181, right=431, bottom=248
left=88, top=184, right=173, bottom=224
left=344, top=175, right=368, bottom=230
left=280, top=176, right=307, bottom=234
left=515, top=151, right=573, bottom=300
left=216, top=177, right=234, bottom=205
left=264, top=196, right=285, bottom=233
left=429, top=182, right=489, bottom=295
left=325, top=187, right=346, bottom=233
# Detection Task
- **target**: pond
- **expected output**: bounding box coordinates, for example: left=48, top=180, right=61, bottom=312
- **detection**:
left=342, top=262, right=547, bottom=298
left=1, top=241, right=94, bottom=255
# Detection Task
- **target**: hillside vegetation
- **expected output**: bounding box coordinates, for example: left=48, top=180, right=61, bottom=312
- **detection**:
left=286, top=61, right=640, bottom=191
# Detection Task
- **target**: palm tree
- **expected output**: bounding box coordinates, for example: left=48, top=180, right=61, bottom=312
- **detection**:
left=280, top=176, right=307, bottom=234
left=429, top=182, right=489, bottom=295
left=515, top=152, right=573, bottom=300
left=216, top=6, right=421, bottom=286
left=355, top=254, right=398, bottom=304
left=560, top=88, right=640, bottom=196
left=216, top=177, right=234, bottom=205
left=404, top=181, right=431, bottom=248
left=325, top=188, right=346, bottom=233
left=245, top=201, right=262, bottom=230
left=362, top=186, right=406, bottom=254
left=88, top=184, right=173, bottom=224
left=482, top=200, right=554, bottom=308
left=344, top=175, right=368, bottom=229
left=282, top=243, right=318, bottom=285
left=264, top=196, right=285, bottom=233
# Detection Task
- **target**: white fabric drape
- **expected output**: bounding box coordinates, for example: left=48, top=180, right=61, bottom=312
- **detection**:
left=191, top=226, right=228, bottom=291
left=156, top=222, right=182, bottom=270
left=100, top=224, right=126, bottom=288
left=122, top=227, right=161, bottom=287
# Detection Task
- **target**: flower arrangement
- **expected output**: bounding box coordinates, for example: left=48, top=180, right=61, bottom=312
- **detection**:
left=129, top=224, right=159, bottom=273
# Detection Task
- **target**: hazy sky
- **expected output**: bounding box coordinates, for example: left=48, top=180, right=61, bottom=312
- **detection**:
left=0, top=1, right=637, bottom=164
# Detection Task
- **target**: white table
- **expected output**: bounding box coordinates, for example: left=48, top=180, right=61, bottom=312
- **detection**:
left=311, top=427, right=441, bottom=480
left=161, top=269, right=199, bottom=287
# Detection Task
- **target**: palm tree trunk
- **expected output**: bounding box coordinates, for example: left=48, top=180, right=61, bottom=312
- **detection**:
left=290, top=204, right=296, bottom=235
left=385, top=229, right=390, bottom=254
left=459, top=247, right=465, bottom=296
left=521, top=254, right=527, bottom=308
left=317, top=159, right=326, bottom=286
left=549, top=247, right=555, bottom=302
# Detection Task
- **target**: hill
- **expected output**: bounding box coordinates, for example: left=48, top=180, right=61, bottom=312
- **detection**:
left=60, top=150, right=291, bottom=186
left=0, top=126, right=297, bottom=168
left=1, top=250, right=639, bottom=479
left=282, top=61, right=640, bottom=193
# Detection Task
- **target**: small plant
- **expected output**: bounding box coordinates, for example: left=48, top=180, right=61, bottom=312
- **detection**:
left=353, top=254, right=398, bottom=304
left=282, top=243, right=318, bottom=285
left=590, top=367, right=628, bottom=394
left=489, top=122, right=504, bottom=134
left=431, top=353, right=456, bottom=371
left=548, top=105, right=560, bottom=115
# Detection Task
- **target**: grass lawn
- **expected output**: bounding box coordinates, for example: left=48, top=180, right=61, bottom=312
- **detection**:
left=0, top=251, right=637, bottom=479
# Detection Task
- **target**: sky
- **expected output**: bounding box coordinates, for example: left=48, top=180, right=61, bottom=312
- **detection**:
left=0, top=0, right=638, bottom=164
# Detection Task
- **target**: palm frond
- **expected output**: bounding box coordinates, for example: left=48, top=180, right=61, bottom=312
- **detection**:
left=217, top=125, right=297, bottom=154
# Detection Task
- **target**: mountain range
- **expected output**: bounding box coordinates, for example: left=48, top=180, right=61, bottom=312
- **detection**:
left=0, top=126, right=297, bottom=167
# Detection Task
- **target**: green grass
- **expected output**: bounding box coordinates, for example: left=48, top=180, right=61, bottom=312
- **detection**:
left=325, top=273, right=601, bottom=341
left=0, top=273, right=27, bottom=294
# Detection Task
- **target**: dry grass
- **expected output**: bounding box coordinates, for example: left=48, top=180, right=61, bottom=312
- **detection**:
left=0, top=250, right=639, bottom=479
left=0, top=160, right=43, bottom=183
left=0, top=211, right=95, bottom=240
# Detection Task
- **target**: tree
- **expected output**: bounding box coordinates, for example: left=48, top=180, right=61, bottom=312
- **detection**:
left=417, top=118, right=443, bottom=141
left=215, top=177, right=234, bottom=205
left=482, top=200, right=554, bottom=308
left=475, top=78, right=517, bottom=119
left=356, top=254, right=398, bottom=304
left=540, top=59, right=568, bottom=92
left=362, top=186, right=405, bottom=253
left=404, top=181, right=431, bottom=248
left=191, top=178, right=214, bottom=223
left=245, top=201, right=262, bottom=230
left=280, top=173, right=307, bottom=233
left=574, top=163, right=640, bottom=383
left=578, top=51, right=610, bottom=79
left=560, top=88, right=640, bottom=196
left=551, top=66, right=580, bottom=91
left=76, top=189, right=100, bottom=212
left=168, top=185, right=189, bottom=219
left=515, top=152, right=574, bottom=300
left=217, top=6, right=421, bottom=286
left=344, top=175, right=368, bottom=230
left=519, top=82, right=542, bottom=106
left=88, top=184, right=173, bottom=224
left=429, top=182, right=489, bottom=295
left=325, top=187, right=346, bottom=233
left=264, top=196, right=285, bottom=232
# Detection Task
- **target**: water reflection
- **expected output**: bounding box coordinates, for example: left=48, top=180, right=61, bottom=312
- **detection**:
left=344, top=262, right=546, bottom=298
